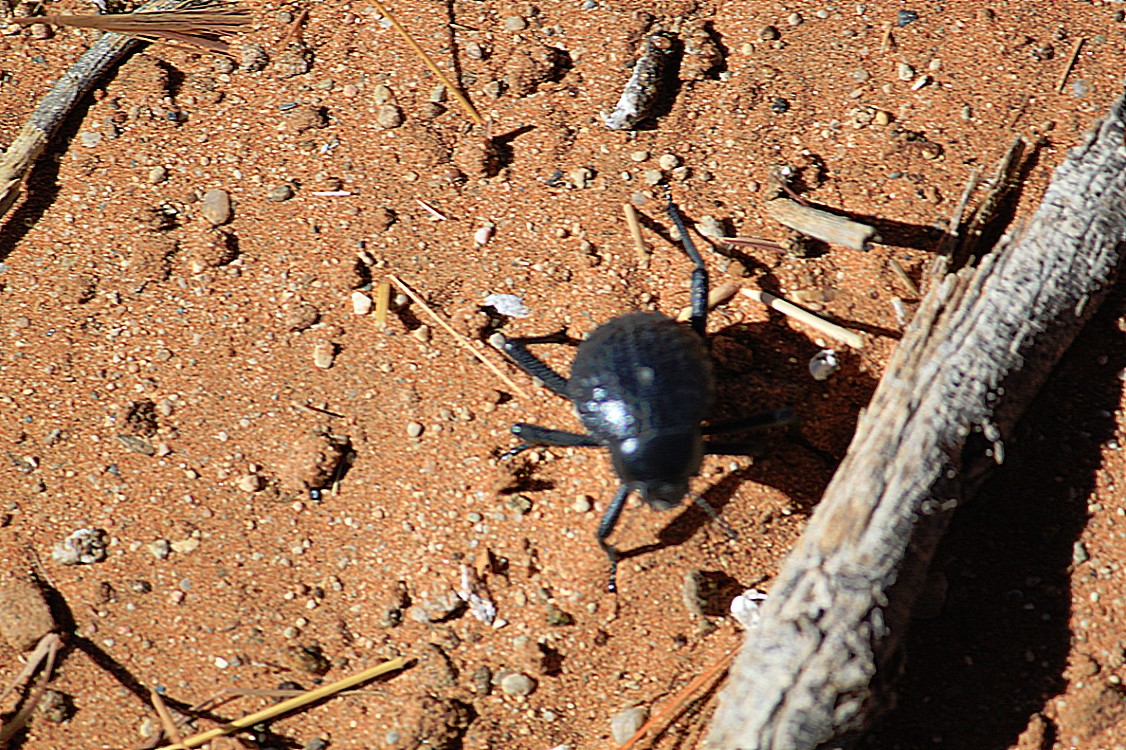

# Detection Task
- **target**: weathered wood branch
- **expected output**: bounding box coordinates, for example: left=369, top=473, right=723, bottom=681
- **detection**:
left=706, top=93, right=1126, bottom=749
left=0, top=0, right=186, bottom=222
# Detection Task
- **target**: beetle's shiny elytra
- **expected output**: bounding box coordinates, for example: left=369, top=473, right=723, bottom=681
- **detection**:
left=498, top=200, right=793, bottom=592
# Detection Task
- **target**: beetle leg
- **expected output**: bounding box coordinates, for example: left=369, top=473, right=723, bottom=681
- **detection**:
left=703, top=408, right=796, bottom=435
left=597, top=484, right=631, bottom=593
left=666, top=199, right=709, bottom=340
left=692, top=494, right=739, bottom=540
left=494, top=333, right=570, bottom=397
left=501, top=423, right=602, bottom=460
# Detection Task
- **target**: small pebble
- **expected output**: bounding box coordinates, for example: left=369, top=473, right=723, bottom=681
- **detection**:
left=643, top=169, right=663, bottom=186
left=79, top=131, right=102, bottom=148
left=897, top=9, right=919, bottom=26
left=406, top=421, right=424, bottom=438
left=312, top=342, right=336, bottom=369
left=352, top=291, right=372, bottom=315
left=268, top=184, right=295, bottom=202
left=896, top=62, right=915, bottom=81
left=200, top=189, right=232, bottom=226
left=484, top=293, right=531, bottom=318
left=376, top=104, right=404, bottom=129
left=569, top=167, right=592, bottom=188
left=411, top=324, right=432, bottom=343
left=170, top=538, right=199, bottom=554
left=53, top=528, right=108, bottom=565
left=373, top=84, right=393, bottom=104
left=629, top=150, right=650, bottom=162
left=237, top=474, right=264, bottom=492
left=572, top=495, right=592, bottom=513
left=611, top=707, right=648, bottom=744
left=147, top=539, right=172, bottom=560
left=730, top=588, right=768, bottom=629
left=757, top=25, right=780, bottom=41
left=147, top=166, right=168, bottom=184
left=769, top=97, right=790, bottom=113
left=500, top=672, right=536, bottom=696
left=695, top=215, right=725, bottom=239
left=809, top=349, right=840, bottom=381
left=474, top=224, right=495, bottom=245
left=786, top=12, right=802, bottom=25
left=503, top=15, right=527, bottom=31
left=658, top=153, right=680, bottom=170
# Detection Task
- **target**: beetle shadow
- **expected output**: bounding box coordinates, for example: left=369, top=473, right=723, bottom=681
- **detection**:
left=620, top=317, right=879, bottom=562
left=861, top=278, right=1126, bottom=750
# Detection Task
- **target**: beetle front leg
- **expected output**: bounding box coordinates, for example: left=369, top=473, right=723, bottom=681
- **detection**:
left=666, top=199, right=709, bottom=339
left=501, top=423, right=602, bottom=460
left=493, top=332, right=571, bottom=398
left=597, top=484, right=631, bottom=593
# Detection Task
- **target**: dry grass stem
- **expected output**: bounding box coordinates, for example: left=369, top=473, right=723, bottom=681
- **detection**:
left=150, top=689, right=184, bottom=745
left=365, top=0, right=483, bottom=127
left=415, top=198, right=448, bottom=220
left=374, top=280, right=392, bottom=330
left=160, top=657, right=408, bottom=750
left=0, top=633, right=63, bottom=746
left=742, top=288, right=865, bottom=349
left=616, top=649, right=736, bottom=750
left=887, top=257, right=920, bottom=298
left=720, top=236, right=787, bottom=252
left=387, top=275, right=531, bottom=400
left=1057, top=38, right=1084, bottom=94
left=622, top=203, right=649, bottom=268
left=676, top=281, right=741, bottom=322
left=13, top=1, right=251, bottom=53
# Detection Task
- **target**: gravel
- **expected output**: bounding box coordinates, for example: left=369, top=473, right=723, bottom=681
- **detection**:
left=500, top=671, right=536, bottom=696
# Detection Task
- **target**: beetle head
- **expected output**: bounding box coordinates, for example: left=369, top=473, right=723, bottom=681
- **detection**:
left=612, top=430, right=704, bottom=510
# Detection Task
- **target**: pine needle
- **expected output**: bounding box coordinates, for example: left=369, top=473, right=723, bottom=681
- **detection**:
left=12, top=0, right=251, bottom=53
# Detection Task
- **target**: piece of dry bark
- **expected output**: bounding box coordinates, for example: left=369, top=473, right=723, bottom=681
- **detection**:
left=706, top=92, right=1126, bottom=749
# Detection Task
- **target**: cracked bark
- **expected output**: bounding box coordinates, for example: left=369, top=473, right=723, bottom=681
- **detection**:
left=705, top=93, right=1126, bottom=750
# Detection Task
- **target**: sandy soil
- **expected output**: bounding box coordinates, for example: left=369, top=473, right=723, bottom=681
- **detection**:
left=1, top=0, right=1125, bottom=748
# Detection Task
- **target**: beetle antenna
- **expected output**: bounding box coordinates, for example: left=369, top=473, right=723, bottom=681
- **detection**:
left=692, top=494, right=738, bottom=540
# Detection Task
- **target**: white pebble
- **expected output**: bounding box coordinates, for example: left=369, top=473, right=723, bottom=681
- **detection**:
left=658, top=153, right=680, bottom=170
left=237, top=474, right=264, bottom=492
left=312, top=342, right=336, bottom=369
left=485, top=293, right=531, bottom=318
left=809, top=349, right=840, bottom=381
left=500, top=672, right=535, bottom=696
left=474, top=223, right=495, bottom=246
left=351, top=291, right=372, bottom=315
left=610, top=707, right=648, bottom=744
left=730, top=588, right=768, bottom=629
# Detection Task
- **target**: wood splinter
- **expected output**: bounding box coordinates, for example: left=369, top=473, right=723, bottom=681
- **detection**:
left=764, top=197, right=877, bottom=251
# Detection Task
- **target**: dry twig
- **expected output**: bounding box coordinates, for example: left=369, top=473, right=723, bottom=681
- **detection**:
left=617, top=649, right=736, bottom=750
left=160, top=657, right=408, bottom=750
left=1057, top=37, right=1084, bottom=94
left=623, top=203, right=649, bottom=268
left=387, top=275, right=531, bottom=399
left=742, top=288, right=865, bottom=349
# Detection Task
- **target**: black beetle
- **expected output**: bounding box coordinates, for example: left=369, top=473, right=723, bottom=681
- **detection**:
left=496, top=200, right=793, bottom=591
